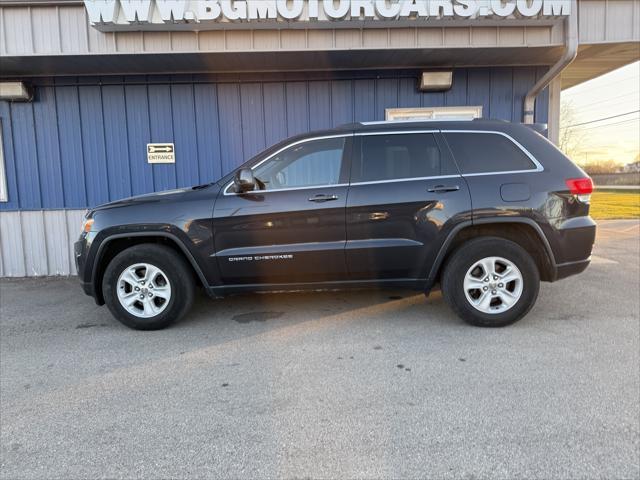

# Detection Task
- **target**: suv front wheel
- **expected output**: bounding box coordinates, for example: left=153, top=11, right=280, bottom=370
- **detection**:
left=102, top=244, right=195, bottom=330
left=441, top=237, right=540, bottom=327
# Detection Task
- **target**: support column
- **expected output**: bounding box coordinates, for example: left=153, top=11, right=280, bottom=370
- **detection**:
left=548, top=76, right=562, bottom=145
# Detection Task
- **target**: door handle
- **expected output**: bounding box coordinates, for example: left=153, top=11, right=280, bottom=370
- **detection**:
left=308, top=194, right=339, bottom=203
left=427, top=185, right=460, bottom=193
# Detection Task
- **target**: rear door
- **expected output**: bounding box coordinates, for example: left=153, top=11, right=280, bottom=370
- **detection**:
left=345, top=131, right=472, bottom=280
left=213, top=135, right=351, bottom=285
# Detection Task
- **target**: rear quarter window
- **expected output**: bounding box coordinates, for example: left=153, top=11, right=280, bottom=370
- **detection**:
left=444, top=132, right=537, bottom=174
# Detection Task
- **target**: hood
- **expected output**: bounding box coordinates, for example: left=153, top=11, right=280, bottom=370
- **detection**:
left=90, top=184, right=214, bottom=213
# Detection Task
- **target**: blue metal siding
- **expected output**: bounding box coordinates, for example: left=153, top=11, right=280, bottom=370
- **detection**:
left=11, top=101, right=41, bottom=209
left=217, top=83, right=244, bottom=175
left=124, top=83, right=154, bottom=196
left=193, top=83, right=222, bottom=182
left=490, top=68, right=514, bottom=121
left=0, top=67, right=549, bottom=211
left=148, top=81, right=177, bottom=191
left=331, top=81, right=353, bottom=126
left=444, top=70, right=467, bottom=107
left=78, top=83, right=110, bottom=207
left=240, top=83, right=267, bottom=160
left=171, top=83, right=200, bottom=188
left=262, top=83, right=287, bottom=147
left=286, top=82, right=310, bottom=137
left=33, top=85, right=65, bottom=208
left=353, top=79, right=376, bottom=122
left=102, top=82, right=133, bottom=200
left=55, top=80, right=88, bottom=208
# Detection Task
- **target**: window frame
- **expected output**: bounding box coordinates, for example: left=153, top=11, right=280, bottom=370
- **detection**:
left=252, top=136, right=345, bottom=191
left=385, top=106, right=483, bottom=121
left=0, top=119, right=7, bottom=202
left=349, top=130, right=461, bottom=186
left=441, top=130, right=544, bottom=176
left=223, top=128, right=543, bottom=194
left=223, top=134, right=351, bottom=195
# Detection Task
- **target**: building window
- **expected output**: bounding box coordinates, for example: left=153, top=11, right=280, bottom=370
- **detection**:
left=0, top=120, right=7, bottom=202
left=385, top=106, right=483, bottom=121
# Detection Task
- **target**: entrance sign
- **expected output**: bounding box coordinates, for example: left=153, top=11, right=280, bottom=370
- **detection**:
left=86, top=1, right=571, bottom=31
left=147, top=143, right=175, bottom=164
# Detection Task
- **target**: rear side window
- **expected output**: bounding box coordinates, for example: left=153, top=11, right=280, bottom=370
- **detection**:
left=444, top=132, right=537, bottom=174
left=352, top=133, right=453, bottom=183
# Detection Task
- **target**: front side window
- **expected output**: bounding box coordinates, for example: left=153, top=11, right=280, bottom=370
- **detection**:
left=444, top=132, right=537, bottom=174
left=352, top=133, right=451, bottom=183
left=252, top=137, right=345, bottom=191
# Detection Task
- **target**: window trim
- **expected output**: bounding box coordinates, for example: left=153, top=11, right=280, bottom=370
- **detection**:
left=223, top=133, right=351, bottom=195
left=441, top=130, right=544, bottom=176
left=350, top=173, right=461, bottom=187
left=223, top=128, right=543, bottom=195
left=0, top=120, right=7, bottom=202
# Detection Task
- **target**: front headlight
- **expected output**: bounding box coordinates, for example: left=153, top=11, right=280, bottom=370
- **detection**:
left=81, top=211, right=94, bottom=233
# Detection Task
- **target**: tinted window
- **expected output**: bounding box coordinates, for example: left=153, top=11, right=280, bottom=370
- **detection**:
left=444, top=133, right=536, bottom=174
left=252, top=137, right=344, bottom=190
left=352, top=133, right=450, bottom=183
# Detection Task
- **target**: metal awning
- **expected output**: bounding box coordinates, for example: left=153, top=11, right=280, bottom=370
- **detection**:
left=561, top=42, right=640, bottom=89
left=0, top=46, right=567, bottom=77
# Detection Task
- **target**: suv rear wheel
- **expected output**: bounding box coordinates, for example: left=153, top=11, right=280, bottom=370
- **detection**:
left=102, top=244, right=195, bottom=330
left=441, top=237, right=540, bottom=327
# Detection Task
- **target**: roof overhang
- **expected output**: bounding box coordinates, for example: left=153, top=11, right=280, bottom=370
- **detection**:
left=561, top=42, right=640, bottom=89
left=0, top=46, right=566, bottom=77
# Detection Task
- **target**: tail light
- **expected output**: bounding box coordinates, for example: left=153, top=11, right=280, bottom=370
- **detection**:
left=565, top=178, right=593, bottom=203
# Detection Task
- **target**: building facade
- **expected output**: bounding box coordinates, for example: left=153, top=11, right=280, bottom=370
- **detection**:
left=0, top=0, right=638, bottom=276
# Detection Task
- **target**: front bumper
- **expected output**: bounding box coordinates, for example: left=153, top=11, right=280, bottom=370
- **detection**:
left=74, top=234, right=95, bottom=298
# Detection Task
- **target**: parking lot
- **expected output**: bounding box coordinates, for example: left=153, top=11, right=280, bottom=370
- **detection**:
left=1, top=220, right=638, bottom=479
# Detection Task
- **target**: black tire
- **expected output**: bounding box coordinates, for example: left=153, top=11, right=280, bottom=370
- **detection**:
left=102, top=244, right=195, bottom=330
left=441, top=237, right=540, bottom=327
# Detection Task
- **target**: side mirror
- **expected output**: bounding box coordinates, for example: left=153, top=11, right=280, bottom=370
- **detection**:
left=234, top=168, right=256, bottom=193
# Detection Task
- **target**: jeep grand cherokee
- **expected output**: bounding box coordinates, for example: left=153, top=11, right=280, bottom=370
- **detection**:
left=75, top=120, right=596, bottom=330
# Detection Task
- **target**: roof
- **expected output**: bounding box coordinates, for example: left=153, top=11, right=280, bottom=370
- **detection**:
left=336, top=118, right=511, bottom=133
left=242, top=119, right=547, bottom=166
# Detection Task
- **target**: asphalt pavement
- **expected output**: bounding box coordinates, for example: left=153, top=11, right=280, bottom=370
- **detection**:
left=1, top=220, right=639, bottom=479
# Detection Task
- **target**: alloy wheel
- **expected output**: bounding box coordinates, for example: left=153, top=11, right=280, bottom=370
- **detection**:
left=116, top=263, right=172, bottom=318
left=463, top=256, right=523, bottom=314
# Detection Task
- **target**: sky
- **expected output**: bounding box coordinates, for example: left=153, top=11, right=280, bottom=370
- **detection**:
left=561, top=61, right=640, bottom=166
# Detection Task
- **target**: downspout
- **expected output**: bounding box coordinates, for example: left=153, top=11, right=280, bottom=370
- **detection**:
left=523, top=0, right=579, bottom=124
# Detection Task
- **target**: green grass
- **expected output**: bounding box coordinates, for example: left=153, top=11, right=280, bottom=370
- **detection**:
left=590, top=191, right=640, bottom=220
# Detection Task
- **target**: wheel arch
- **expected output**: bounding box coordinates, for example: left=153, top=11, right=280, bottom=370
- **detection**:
left=91, top=232, right=209, bottom=305
left=427, top=218, right=557, bottom=288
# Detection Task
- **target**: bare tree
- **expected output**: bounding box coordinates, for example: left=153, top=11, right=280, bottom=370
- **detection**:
left=559, top=100, right=585, bottom=161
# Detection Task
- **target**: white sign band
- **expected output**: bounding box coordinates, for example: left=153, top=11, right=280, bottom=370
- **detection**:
left=86, top=0, right=571, bottom=29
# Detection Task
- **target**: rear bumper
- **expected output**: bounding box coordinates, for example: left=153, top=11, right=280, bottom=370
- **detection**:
left=554, top=258, right=591, bottom=281
left=548, top=216, right=596, bottom=281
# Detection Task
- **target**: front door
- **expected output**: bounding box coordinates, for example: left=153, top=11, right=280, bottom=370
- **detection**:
left=345, top=131, right=472, bottom=280
left=213, top=135, right=351, bottom=286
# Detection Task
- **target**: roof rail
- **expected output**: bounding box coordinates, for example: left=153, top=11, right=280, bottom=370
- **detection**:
left=522, top=122, right=548, bottom=134
left=359, top=118, right=475, bottom=125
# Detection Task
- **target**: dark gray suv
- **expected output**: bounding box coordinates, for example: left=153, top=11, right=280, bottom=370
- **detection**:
left=75, top=119, right=596, bottom=330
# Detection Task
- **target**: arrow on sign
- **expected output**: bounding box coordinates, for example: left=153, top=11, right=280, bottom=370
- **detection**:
left=148, top=145, right=173, bottom=153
